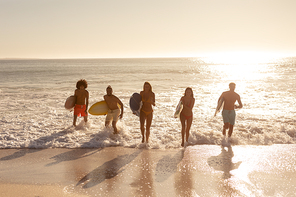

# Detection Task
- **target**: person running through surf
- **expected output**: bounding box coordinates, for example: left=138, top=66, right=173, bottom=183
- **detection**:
left=218, top=82, right=243, bottom=139
left=140, top=82, right=155, bottom=143
left=179, top=87, right=195, bottom=147
left=104, top=86, right=124, bottom=134
left=73, top=79, right=89, bottom=127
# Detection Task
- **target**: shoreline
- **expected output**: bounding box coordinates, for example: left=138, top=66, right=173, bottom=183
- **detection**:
left=1, top=145, right=296, bottom=196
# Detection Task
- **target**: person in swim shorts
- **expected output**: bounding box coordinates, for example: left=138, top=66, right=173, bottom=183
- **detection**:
left=104, top=86, right=123, bottom=134
left=73, top=79, right=89, bottom=127
left=140, top=82, right=155, bottom=143
left=179, top=87, right=195, bottom=147
left=218, top=82, right=243, bottom=138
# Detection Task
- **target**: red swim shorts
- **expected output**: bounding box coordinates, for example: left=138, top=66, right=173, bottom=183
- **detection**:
left=74, top=105, right=87, bottom=117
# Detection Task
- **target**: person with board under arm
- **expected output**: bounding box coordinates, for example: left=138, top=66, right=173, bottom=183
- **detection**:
left=140, top=82, right=155, bottom=143
left=179, top=87, right=195, bottom=147
left=218, top=82, right=243, bottom=140
left=73, top=79, right=89, bottom=127
left=104, top=86, right=124, bottom=134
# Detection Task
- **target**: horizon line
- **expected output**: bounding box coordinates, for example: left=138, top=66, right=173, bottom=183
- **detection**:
left=1, top=51, right=296, bottom=60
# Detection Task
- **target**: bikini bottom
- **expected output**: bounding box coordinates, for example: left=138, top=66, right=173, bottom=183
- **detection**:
left=141, top=109, right=153, bottom=116
left=181, top=112, right=193, bottom=120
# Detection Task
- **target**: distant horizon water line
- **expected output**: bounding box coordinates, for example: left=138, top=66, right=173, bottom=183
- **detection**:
left=1, top=52, right=295, bottom=63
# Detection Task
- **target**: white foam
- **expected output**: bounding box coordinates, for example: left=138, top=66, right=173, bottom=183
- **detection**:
left=1, top=58, right=296, bottom=149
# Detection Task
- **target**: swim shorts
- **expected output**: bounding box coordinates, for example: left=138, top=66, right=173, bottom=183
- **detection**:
left=105, top=109, right=120, bottom=122
left=222, top=110, right=236, bottom=125
left=74, top=105, right=87, bottom=117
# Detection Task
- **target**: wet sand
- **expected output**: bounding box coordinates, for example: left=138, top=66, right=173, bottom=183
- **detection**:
left=0, top=145, right=296, bottom=197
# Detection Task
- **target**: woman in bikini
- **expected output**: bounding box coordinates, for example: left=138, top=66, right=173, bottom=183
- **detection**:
left=140, top=82, right=155, bottom=143
left=179, top=87, right=195, bottom=147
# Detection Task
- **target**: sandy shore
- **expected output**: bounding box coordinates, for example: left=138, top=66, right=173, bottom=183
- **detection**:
left=0, top=144, right=296, bottom=197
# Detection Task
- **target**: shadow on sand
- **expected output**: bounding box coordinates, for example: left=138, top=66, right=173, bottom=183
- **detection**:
left=77, top=149, right=142, bottom=188
left=45, top=148, right=103, bottom=167
left=155, top=149, right=185, bottom=182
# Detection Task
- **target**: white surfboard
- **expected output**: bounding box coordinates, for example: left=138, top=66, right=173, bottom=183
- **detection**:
left=174, top=101, right=183, bottom=118
left=214, top=98, right=224, bottom=117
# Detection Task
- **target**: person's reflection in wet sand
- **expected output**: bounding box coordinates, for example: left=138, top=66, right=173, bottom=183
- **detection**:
left=208, top=145, right=243, bottom=196
left=208, top=145, right=242, bottom=179
left=130, top=150, right=155, bottom=196
left=174, top=149, right=193, bottom=197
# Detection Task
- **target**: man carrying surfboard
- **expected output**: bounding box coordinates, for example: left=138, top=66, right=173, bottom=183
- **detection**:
left=104, top=86, right=124, bottom=134
left=73, top=79, right=89, bottom=127
left=218, top=82, right=243, bottom=139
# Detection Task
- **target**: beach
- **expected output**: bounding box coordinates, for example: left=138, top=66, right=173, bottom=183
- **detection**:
left=1, top=58, right=296, bottom=196
left=2, top=0, right=296, bottom=195
left=1, top=145, right=296, bottom=196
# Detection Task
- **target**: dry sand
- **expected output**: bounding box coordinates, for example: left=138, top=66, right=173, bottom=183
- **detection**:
left=0, top=144, right=296, bottom=197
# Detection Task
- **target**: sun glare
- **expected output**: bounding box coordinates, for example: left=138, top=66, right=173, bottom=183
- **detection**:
left=204, top=51, right=282, bottom=65
left=201, top=51, right=281, bottom=81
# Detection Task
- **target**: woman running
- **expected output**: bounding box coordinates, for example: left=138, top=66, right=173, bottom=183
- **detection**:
left=179, top=87, right=195, bottom=147
left=140, top=82, right=155, bottom=143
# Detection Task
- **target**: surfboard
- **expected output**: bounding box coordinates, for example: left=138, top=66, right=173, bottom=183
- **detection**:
left=129, top=93, right=142, bottom=117
left=88, top=101, right=109, bottom=115
left=64, top=96, right=76, bottom=110
left=214, top=98, right=224, bottom=117
left=174, top=100, right=183, bottom=118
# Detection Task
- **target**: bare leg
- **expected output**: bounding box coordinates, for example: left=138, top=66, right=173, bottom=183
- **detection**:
left=140, top=111, right=146, bottom=143
left=105, top=121, right=110, bottom=128
left=180, top=115, right=186, bottom=147
left=145, top=112, right=153, bottom=143
left=84, top=116, right=88, bottom=124
left=228, top=124, right=234, bottom=137
left=185, top=117, right=193, bottom=143
left=112, top=121, right=118, bottom=134
left=73, top=115, right=78, bottom=127
left=223, top=123, right=230, bottom=136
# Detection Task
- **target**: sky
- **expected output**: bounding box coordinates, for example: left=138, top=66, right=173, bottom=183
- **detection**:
left=1, top=0, right=296, bottom=59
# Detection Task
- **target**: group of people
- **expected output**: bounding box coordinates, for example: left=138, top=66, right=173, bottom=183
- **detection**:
left=72, top=79, right=243, bottom=147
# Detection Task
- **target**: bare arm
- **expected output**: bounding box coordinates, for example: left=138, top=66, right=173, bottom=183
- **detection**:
left=235, top=95, right=243, bottom=109
left=182, top=98, right=195, bottom=110
left=103, top=95, right=111, bottom=109
left=218, top=93, right=224, bottom=104
left=152, top=92, right=156, bottom=106
left=85, top=91, right=89, bottom=112
left=118, top=97, right=124, bottom=119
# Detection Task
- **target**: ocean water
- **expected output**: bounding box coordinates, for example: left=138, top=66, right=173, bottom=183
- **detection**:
left=0, top=57, right=295, bottom=149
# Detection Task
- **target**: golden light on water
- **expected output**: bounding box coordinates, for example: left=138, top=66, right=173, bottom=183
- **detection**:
left=205, top=51, right=280, bottom=65
left=202, top=51, right=281, bottom=81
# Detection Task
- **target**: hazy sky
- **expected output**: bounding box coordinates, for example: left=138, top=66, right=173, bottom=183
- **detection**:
left=1, top=0, right=296, bottom=58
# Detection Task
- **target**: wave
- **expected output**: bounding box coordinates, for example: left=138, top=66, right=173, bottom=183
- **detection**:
left=1, top=118, right=295, bottom=149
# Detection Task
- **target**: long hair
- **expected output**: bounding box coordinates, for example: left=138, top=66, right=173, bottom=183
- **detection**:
left=76, top=79, right=88, bottom=89
left=184, top=87, right=194, bottom=98
left=143, top=81, right=152, bottom=92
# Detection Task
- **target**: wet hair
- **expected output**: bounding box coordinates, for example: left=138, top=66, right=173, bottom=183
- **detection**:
left=143, top=82, right=152, bottom=92
left=106, top=85, right=112, bottom=91
left=76, top=79, right=88, bottom=89
left=184, top=87, right=194, bottom=98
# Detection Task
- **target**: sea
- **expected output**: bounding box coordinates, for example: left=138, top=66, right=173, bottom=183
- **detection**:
left=0, top=57, right=295, bottom=149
